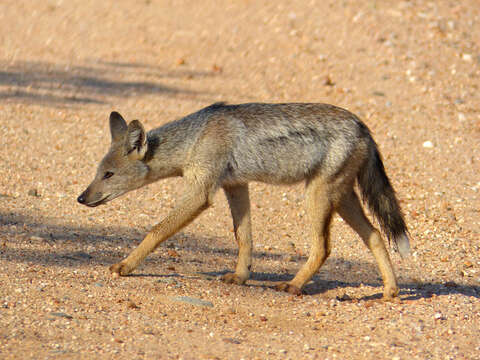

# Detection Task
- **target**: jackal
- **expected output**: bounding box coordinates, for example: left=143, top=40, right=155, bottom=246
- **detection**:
left=78, top=102, right=410, bottom=298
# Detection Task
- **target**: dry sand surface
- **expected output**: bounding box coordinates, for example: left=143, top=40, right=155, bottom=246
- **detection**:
left=1, top=0, right=479, bottom=359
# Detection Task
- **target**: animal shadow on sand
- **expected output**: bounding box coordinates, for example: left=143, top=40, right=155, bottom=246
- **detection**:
left=0, top=60, right=216, bottom=107
left=1, top=211, right=478, bottom=301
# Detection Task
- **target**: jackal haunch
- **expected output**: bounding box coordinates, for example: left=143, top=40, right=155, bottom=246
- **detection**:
left=78, top=102, right=410, bottom=298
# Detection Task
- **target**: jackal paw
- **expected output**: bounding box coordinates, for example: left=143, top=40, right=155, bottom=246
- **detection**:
left=109, top=262, right=133, bottom=277
left=382, top=286, right=399, bottom=300
left=275, top=282, right=302, bottom=295
left=221, top=272, right=247, bottom=285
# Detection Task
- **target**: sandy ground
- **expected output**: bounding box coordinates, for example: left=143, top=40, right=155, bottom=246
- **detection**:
left=1, top=0, right=479, bottom=359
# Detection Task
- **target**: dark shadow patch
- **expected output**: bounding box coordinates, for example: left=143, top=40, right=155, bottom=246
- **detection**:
left=1, top=211, right=478, bottom=300
left=97, top=60, right=217, bottom=81
left=0, top=60, right=217, bottom=107
left=0, top=89, right=106, bottom=105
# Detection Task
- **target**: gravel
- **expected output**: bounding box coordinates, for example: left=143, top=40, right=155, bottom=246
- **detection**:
left=1, top=0, right=479, bottom=359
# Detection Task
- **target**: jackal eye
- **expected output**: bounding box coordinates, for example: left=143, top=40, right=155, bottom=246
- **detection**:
left=103, top=171, right=114, bottom=179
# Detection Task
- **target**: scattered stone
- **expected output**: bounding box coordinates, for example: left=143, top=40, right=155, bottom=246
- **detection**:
left=157, top=278, right=177, bottom=285
left=49, top=312, right=73, bottom=320
left=323, top=75, right=335, bottom=86
left=72, top=251, right=92, bottom=259
left=127, top=300, right=140, bottom=310
left=168, top=249, right=180, bottom=258
left=422, top=140, right=434, bottom=148
left=212, top=64, right=223, bottom=73
left=28, top=189, right=40, bottom=197
left=223, top=337, right=241, bottom=344
left=62, top=252, right=92, bottom=261
left=171, top=296, right=214, bottom=308
left=336, top=293, right=353, bottom=302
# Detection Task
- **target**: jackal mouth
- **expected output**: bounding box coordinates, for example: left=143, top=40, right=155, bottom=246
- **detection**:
left=84, top=194, right=112, bottom=207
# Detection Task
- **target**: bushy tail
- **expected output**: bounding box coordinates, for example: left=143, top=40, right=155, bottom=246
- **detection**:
left=357, top=141, right=410, bottom=257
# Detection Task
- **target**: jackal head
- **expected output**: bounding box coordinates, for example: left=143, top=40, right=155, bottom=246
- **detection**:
left=77, top=112, right=149, bottom=207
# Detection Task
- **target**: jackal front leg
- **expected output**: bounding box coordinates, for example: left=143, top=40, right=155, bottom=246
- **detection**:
left=110, top=185, right=212, bottom=276
left=222, top=184, right=252, bottom=285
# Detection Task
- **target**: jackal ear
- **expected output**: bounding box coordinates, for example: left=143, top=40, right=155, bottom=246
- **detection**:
left=109, top=112, right=128, bottom=143
left=126, top=120, right=147, bottom=160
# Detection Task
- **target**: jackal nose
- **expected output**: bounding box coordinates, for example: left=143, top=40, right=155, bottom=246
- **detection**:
left=77, top=193, right=86, bottom=204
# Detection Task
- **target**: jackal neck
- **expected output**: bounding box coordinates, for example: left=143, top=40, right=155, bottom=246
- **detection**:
left=142, top=125, right=191, bottom=181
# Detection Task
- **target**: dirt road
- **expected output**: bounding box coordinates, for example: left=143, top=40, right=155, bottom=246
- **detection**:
left=1, top=1, right=479, bottom=359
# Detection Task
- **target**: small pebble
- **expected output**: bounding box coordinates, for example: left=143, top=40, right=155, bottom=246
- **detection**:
left=49, top=312, right=73, bottom=319
left=171, top=296, right=214, bottom=308
left=28, top=189, right=40, bottom=197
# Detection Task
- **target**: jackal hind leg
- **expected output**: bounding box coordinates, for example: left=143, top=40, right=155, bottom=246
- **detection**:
left=276, top=176, right=333, bottom=295
left=337, top=191, right=399, bottom=299
left=221, top=184, right=252, bottom=285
